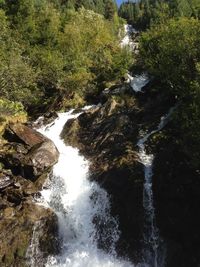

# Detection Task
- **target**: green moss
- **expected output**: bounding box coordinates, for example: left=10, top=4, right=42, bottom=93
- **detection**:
left=62, top=93, right=86, bottom=110
left=0, top=99, right=26, bottom=116
left=0, top=99, right=27, bottom=137
left=3, top=252, right=15, bottom=266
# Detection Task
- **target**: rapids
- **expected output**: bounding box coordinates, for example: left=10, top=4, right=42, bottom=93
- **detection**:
left=37, top=109, right=134, bottom=267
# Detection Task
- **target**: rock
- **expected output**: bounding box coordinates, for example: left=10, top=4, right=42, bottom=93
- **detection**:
left=14, top=182, right=21, bottom=188
left=0, top=118, right=60, bottom=266
left=0, top=202, right=59, bottom=267
left=101, top=83, right=132, bottom=98
left=6, top=188, right=23, bottom=206
left=0, top=172, right=13, bottom=190
left=152, top=135, right=200, bottom=267
left=3, top=123, right=45, bottom=147
left=25, top=140, right=59, bottom=179
left=61, top=95, right=144, bottom=261
left=1, top=123, right=59, bottom=181
left=33, top=111, right=58, bottom=129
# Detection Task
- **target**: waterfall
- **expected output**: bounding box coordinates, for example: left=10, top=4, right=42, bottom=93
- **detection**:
left=127, top=73, right=149, bottom=93
left=121, top=24, right=138, bottom=50
left=121, top=24, right=149, bottom=93
left=27, top=24, right=175, bottom=266
left=26, top=221, right=45, bottom=266
left=37, top=108, right=134, bottom=267
left=137, top=107, right=175, bottom=267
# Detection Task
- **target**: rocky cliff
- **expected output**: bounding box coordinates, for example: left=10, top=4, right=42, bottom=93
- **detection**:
left=0, top=123, right=60, bottom=266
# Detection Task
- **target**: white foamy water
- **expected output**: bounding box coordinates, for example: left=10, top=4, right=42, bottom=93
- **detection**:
left=121, top=25, right=149, bottom=93
left=37, top=108, right=134, bottom=267
left=121, top=24, right=138, bottom=50
left=127, top=73, right=149, bottom=93
left=137, top=108, right=175, bottom=267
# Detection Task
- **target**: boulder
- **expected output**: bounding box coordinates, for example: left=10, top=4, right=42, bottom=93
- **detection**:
left=3, top=123, right=45, bottom=147
left=26, top=140, right=59, bottom=178
left=1, top=123, right=59, bottom=181
left=0, top=117, right=60, bottom=267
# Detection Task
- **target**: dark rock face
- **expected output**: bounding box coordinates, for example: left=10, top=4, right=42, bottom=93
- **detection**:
left=1, top=207, right=58, bottom=267
left=0, top=170, right=59, bottom=267
left=152, top=134, right=200, bottom=267
left=1, top=123, right=59, bottom=180
left=61, top=96, right=145, bottom=261
left=60, top=81, right=199, bottom=266
left=0, top=123, right=60, bottom=266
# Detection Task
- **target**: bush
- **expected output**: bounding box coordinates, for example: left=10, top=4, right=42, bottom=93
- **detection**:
left=139, top=17, right=200, bottom=169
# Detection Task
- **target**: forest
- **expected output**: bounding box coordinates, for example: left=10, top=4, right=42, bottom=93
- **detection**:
left=118, top=0, right=200, bottom=169
left=0, top=0, right=200, bottom=266
left=0, top=0, right=200, bottom=220
left=0, top=0, right=130, bottom=119
left=119, top=0, right=200, bottom=28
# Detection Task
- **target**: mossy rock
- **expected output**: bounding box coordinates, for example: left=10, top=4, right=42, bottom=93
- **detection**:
left=0, top=203, right=59, bottom=267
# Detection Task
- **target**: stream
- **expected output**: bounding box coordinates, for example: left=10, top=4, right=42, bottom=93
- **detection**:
left=35, top=103, right=173, bottom=267
left=37, top=109, right=133, bottom=267
left=30, top=24, right=174, bottom=267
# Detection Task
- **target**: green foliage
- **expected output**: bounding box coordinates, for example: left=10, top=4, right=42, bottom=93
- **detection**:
left=0, top=98, right=27, bottom=135
left=173, top=81, right=200, bottom=168
left=0, top=10, right=42, bottom=107
left=139, top=17, right=200, bottom=97
left=119, top=0, right=160, bottom=29
left=49, top=0, right=117, bottom=17
left=0, top=1, right=131, bottom=114
left=139, top=17, right=200, bottom=168
left=105, top=0, right=117, bottom=20
left=57, top=8, right=132, bottom=93
left=118, top=0, right=200, bottom=30
left=0, top=98, right=26, bottom=116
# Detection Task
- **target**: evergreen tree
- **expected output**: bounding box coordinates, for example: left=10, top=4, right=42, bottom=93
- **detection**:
left=105, top=0, right=116, bottom=20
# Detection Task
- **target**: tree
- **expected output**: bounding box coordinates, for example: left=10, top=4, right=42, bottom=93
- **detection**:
left=139, top=17, right=200, bottom=168
left=105, top=0, right=116, bottom=20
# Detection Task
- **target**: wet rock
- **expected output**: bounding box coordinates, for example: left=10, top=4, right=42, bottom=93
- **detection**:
left=101, top=83, right=132, bottom=98
left=152, top=135, right=200, bottom=267
left=33, top=111, right=58, bottom=129
left=6, top=188, right=23, bottom=206
left=0, top=202, right=59, bottom=267
left=0, top=116, right=60, bottom=266
left=61, top=96, right=144, bottom=261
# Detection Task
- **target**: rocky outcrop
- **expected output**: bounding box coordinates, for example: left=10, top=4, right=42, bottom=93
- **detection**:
left=60, top=83, right=182, bottom=263
left=0, top=169, right=59, bottom=267
left=1, top=123, right=59, bottom=180
left=61, top=95, right=145, bottom=261
left=150, top=129, right=200, bottom=267
left=0, top=123, right=60, bottom=266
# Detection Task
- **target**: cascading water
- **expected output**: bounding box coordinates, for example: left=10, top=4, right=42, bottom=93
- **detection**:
left=28, top=24, right=175, bottom=267
left=137, top=107, right=175, bottom=267
left=36, top=108, right=134, bottom=267
left=121, top=24, right=138, bottom=50
left=127, top=73, right=149, bottom=93
left=121, top=24, right=149, bottom=93
left=122, top=28, right=163, bottom=266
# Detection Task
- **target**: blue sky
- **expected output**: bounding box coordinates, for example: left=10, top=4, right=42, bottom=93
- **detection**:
left=116, top=0, right=137, bottom=6
left=116, top=0, right=124, bottom=6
